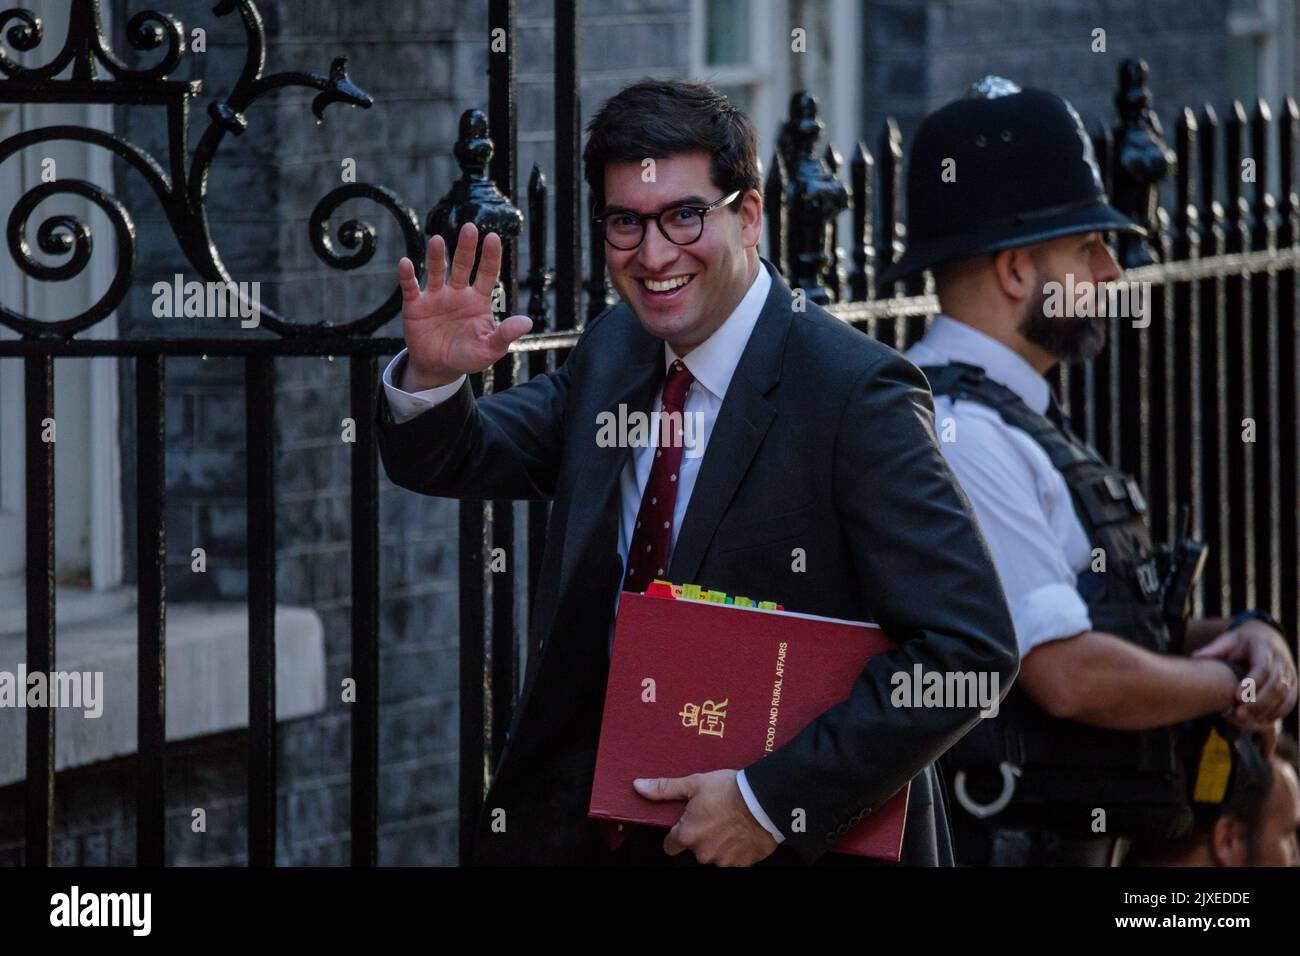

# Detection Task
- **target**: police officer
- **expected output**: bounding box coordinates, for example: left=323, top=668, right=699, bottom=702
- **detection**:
left=884, top=78, right=1299, bottom=865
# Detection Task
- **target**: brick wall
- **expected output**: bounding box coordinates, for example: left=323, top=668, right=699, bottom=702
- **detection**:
left=861, top=0, right=1231, bottom=229
left=864, top=0, right=1230, bottom=140
left=925, top=0, right=1229, bottom=125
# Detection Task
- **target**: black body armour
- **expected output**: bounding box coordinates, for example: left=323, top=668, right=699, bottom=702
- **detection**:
left=922, top=362, right=1191, bottom=840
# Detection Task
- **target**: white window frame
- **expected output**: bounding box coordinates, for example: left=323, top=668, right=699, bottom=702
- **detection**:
left=690, top=0, right=864, bottom=276
left=689, top=0, right=793, bottom=170
left=1228, top=0, right=1295, bottom=198
left=0, top=104, right=29, bottom=582
left=0, top=2, right=123, bottom=593
left=1227, top=0, right=1295, bottom=114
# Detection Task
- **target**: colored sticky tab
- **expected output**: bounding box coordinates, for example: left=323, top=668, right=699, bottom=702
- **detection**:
left=642, top=581, right=785, bottom=612
left=1193, top=728, right=1233, bottom=804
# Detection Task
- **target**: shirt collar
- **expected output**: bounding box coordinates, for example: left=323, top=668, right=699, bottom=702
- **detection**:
left=916, top=314, right=1051, bottom=414
left=664, top=262, right=771, bottom=400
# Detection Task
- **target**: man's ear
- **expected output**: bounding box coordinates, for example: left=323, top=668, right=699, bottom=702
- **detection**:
left=739, top=188, right=763, bottom=248
left=991, top=246, right=1035, bottom=304
left=1209, top=813, right=1249, bottom=867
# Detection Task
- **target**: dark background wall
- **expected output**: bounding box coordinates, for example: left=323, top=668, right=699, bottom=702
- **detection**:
left=865, top=0, right=1230, bottom=142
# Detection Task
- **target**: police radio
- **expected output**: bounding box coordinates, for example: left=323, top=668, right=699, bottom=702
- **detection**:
left=1157, top=505, right=1209, bottom=630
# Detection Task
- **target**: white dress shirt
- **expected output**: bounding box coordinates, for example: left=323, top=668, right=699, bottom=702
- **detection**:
left=904, top=315, right=1094, bottom=659
left=382, top=262, right=788, bottom=844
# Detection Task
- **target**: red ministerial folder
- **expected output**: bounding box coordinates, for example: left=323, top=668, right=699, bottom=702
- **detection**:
left=589, top=591, right=910, bottom=860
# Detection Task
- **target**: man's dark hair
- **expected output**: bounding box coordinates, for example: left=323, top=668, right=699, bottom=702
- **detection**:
left=582, top=78, right=761, bottom=213
left=1134, top=720, right=1274, bottom=864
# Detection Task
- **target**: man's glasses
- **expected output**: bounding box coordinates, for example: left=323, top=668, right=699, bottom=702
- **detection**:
left=593, top=190, right=741, bottom=250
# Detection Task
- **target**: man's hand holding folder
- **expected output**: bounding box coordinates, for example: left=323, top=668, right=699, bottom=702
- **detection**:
left=590, top=583, right=911, bottom=863
left=634, top=770, right=777, bottom=866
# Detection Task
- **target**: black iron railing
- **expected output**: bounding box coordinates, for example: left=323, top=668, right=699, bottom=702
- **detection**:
left=2, top=0, right=1296, bottom=868
left=0, top=0, right=418, bottom=868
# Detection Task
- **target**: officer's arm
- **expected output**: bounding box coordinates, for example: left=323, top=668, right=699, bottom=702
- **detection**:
left=1017, top=631, right=1239, bottom=729
left=930, top=411, right=1240, bottom=729
left=1185, top=616, right=1298, bottom=724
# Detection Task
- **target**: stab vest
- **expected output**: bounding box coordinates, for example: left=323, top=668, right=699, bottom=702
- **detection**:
left=922, top=362, right=1191, bottom=839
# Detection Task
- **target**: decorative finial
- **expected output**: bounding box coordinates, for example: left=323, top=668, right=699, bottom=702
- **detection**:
left=775, top=90, right=848, bottom=304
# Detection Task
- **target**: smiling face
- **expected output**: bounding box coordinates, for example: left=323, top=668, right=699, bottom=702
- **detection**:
left=600, top=151, right=762, bottom=355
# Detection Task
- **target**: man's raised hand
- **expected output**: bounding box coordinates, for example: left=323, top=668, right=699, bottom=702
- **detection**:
left=397, top=222, right=533, bottom=392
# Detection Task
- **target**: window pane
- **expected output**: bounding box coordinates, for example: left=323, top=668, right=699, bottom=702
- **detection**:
left=1226, top=34, right=1260, bottom=106
left=706, top=0, right=751, bottom=65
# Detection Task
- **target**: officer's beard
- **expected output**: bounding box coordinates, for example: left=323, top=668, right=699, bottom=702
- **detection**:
left=1018, top=279, right=1107, bottom=365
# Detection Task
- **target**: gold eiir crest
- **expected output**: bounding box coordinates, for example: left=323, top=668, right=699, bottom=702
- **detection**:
left=679, top=698, right=728, bottom=738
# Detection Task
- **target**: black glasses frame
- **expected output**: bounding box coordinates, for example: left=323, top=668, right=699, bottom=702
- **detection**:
left=592, top=190, right=742, bottom=250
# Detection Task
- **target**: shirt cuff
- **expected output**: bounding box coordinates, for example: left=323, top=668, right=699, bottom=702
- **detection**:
left=382, top=349, right=466, bottom=424
left=736, top=769, right=785, bottom=844
left=1011, top=582, right=1093, bottom=658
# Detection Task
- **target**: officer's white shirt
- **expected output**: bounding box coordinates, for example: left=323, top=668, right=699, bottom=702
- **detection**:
left=905, top=315, right=1094, bottom=659
left=381, top=265, right=789, bottom=843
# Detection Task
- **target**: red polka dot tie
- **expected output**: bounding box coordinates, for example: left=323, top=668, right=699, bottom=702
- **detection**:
left=622, top=358, right=696, bottom=593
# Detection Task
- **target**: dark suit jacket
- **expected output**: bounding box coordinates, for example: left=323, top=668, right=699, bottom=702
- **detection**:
left=376, top=257, right=1018, bottom=865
